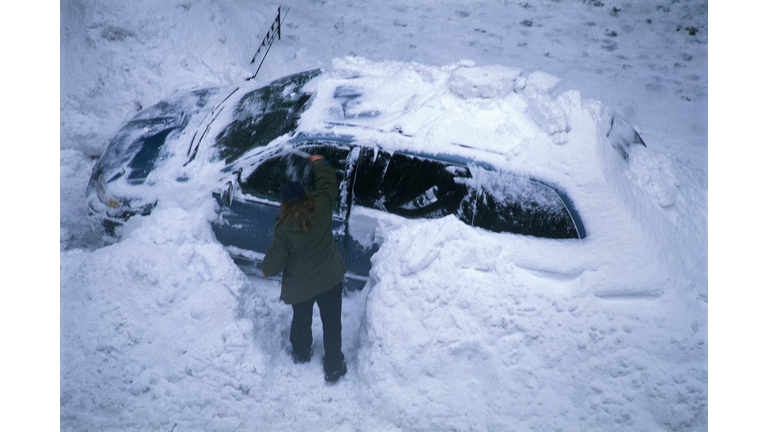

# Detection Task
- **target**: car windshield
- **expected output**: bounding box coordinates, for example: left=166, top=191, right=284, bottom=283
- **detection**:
left=214, top=69, right=321, bottom=164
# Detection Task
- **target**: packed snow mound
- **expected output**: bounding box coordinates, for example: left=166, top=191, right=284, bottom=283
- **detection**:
left=357, top=216, right=707, bottom=431
left=60, top=208, right=268, bottom=429
left=447, top=61, right=522, bottom=99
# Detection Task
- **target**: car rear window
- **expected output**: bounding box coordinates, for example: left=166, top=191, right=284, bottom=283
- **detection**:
left=468, top=169, right=581, bottom=239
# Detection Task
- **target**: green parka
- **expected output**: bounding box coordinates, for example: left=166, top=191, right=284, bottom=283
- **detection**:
left=261, top=159, right=347, bottom=304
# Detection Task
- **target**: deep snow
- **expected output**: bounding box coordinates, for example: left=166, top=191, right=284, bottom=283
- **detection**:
left=50, top=0, right=718, bottom=430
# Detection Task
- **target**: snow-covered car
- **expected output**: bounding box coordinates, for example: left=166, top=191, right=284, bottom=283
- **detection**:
left=87, top=62, right=642, bottom=288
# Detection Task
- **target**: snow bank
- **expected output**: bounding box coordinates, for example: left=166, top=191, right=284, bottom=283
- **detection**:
left=60, top=207, right=268, bottom=430
left=357, top=215, right=707, bottom=431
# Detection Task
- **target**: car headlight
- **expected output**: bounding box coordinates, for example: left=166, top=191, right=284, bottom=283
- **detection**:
left=96, top=174, right=121, bottom=208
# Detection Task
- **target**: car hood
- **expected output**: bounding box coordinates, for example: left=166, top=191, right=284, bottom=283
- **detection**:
left=102, top=89, right=231, bottom=181
left=86, top=87, right=233, bottom=218
left=87, top=70, right=325, bottom=223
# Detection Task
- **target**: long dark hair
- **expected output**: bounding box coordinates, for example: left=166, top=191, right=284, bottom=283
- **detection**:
left=277, top=194, right=318, bottom=232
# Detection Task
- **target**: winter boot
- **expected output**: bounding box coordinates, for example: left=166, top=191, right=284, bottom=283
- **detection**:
left=323, top=357, right=347, bottom=383
left=292, top=348, right=312, bottom=364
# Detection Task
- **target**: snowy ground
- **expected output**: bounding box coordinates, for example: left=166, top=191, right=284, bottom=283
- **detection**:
left=11, top=0, right=736, bottom=429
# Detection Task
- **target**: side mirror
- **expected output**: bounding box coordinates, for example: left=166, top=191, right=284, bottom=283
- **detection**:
left=221, top=180, right=235, bottom=206
left=221, top=168, right=243, bottom=207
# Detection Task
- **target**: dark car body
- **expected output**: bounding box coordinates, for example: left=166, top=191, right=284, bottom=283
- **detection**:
left=86, top=68, right=638, bottom=289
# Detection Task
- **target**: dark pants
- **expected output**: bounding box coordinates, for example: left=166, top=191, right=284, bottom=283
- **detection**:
left=290, top=282, right=344, bottom=364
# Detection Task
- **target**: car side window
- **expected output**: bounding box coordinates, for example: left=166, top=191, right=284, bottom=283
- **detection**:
left=469, top=169, right=579, bottom=239
left=353, top=149, right=473, bottom=221
left=241, top=144, right=351, bottom=214
left=350, top=147, right=391, bottom=209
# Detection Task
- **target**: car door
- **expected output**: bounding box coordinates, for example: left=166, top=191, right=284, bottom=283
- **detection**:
left=212, top=142, right=354, bottom=275
left=345, top=148, right=476, bottom=278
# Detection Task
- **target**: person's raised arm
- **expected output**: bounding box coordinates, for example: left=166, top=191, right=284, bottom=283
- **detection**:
left=310, top=155, right=338, bottom=204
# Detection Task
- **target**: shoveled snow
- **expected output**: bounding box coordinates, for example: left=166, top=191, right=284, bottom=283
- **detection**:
left=52, top=0, right=718, bottom=431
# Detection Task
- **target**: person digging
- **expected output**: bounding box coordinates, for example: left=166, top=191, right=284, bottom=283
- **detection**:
left=261, top=153, right=348, bottom=383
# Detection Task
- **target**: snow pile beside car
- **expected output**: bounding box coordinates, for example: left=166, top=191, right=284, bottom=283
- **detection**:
left=60, top=207, right=269, bottom=429
left=357, top=215, right=707, bottom=431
